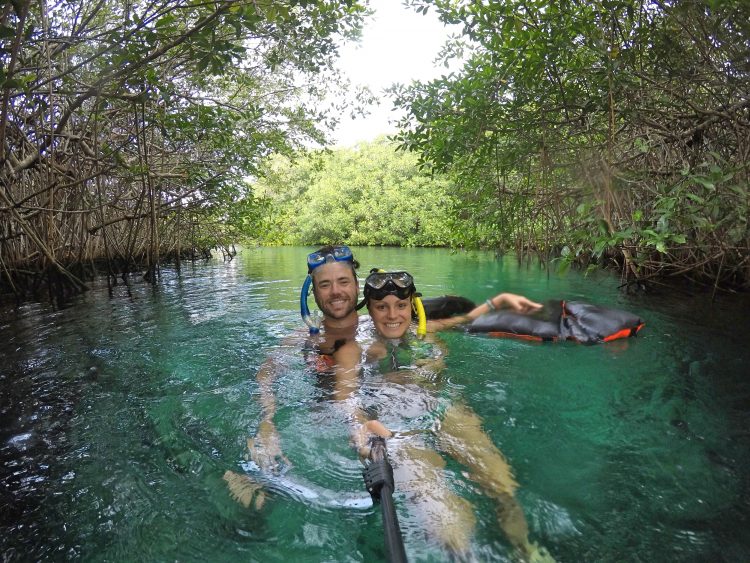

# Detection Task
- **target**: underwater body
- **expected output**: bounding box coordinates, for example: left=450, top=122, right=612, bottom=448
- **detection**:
left=1, top=246, right=749, bottom=561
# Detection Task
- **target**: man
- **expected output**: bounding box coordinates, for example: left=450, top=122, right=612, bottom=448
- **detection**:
left=224, top=246, right=386, bottom=509
left=299, top=245, right=390, bottom=452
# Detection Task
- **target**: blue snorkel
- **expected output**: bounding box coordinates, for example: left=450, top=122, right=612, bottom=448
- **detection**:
left=300, top=274, right=321, bottom=334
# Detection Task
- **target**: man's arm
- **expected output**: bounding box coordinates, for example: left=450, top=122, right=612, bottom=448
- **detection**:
left=332, top=340, right=391, bottom=459
left=246, top=338, right=299, bottom=473
left=225, top=338, right=296, bottom=509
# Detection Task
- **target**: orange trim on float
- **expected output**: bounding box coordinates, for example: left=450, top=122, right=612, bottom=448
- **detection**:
left=602, top=323, right=645, bottom=342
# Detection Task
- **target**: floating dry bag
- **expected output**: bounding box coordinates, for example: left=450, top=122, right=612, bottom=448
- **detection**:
left=421, top=296, right=644, bottom=344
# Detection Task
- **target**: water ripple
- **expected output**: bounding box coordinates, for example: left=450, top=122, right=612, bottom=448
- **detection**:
left=2, top=249, right=749, bottom=561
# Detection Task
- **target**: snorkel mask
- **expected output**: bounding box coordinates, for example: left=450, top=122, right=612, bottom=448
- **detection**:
left=362, top=270, right=427, bottom=338
left=300, top=246, right=355, bottom=334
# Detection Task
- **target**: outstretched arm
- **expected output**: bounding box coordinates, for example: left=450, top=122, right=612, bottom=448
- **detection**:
left=246, top=338, right=299, bottom=474
left=332, top=340, right=392, bottom=458
left=426, top=292, right=542, bottom=332
left=226, top=337, right=297, bottom=509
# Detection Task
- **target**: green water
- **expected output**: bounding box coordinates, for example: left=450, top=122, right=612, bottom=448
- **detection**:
left=1, top=246, right=748, bottom=562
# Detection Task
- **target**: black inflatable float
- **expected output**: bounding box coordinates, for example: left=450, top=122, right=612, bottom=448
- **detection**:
left=421, top=296, right=645, bottom=345
left=421, top=295, right=477, bottom=320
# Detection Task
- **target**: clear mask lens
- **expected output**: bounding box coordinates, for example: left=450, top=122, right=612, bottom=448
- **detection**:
left=307, top=245, right=353, bottom=270
left=366, top=272, right=413, bottom=290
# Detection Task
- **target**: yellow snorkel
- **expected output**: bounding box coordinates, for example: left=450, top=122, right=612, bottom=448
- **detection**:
left=413, top=295, right=427, bottom=339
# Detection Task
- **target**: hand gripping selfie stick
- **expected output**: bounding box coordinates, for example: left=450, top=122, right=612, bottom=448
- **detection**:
left=363, top=437, right=407, bottom=563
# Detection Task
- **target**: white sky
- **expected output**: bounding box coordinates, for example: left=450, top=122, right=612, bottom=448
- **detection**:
left=331, top=1, right=459, bottom=147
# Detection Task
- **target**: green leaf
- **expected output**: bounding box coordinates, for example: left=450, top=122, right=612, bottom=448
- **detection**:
left=557, top=259, right=571, bottom=275
left=593, top=239, right=607, bottom=256
left=692, top=176, right=715, bottom=191
left=155, top=14, right=176, bottom=29
left=1, top=78, right=23, bottom=89
left=634, top=137, right=649, bottom=153
left=0, top=25, right=15, bottom=39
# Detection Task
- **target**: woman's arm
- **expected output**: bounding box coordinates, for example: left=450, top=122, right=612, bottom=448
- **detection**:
left=425, top=292, right=542, bottom=332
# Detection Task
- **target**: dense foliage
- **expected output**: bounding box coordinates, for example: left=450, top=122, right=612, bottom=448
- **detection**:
left=393, top=0, right=749, bottom=289
left=3, top=0, right=748, bottom=298
left=0, top=0, right=366, bottom=298
left=249, top=137, right=458, bottom=247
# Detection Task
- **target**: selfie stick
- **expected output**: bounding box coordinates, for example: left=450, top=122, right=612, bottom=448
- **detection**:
left=363, top=436, right=407, bottom=563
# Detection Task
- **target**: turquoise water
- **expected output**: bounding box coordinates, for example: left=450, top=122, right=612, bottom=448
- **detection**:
left=1, top=246, right=748, bottom=561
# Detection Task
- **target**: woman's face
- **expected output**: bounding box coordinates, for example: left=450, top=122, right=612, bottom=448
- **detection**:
left=368, top=295, right=412, bottom=339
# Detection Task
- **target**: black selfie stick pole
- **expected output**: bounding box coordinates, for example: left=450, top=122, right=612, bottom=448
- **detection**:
left=363, top=436, right=407, bottom=563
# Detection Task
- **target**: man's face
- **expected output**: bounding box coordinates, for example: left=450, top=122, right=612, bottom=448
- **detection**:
left=311, top=262, right=359, bottom=321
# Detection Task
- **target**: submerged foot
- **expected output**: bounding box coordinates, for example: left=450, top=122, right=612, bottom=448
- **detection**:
left=223, top=470, right=266, bottom=510
left=523, top=541, right=556, bottom=563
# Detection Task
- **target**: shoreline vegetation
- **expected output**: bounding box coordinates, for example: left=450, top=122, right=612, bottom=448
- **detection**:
left=1, top=1, right=747, bottom=305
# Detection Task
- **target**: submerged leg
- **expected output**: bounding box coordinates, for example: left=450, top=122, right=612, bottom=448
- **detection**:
left=391, top=442, right=476, bottom=555
left=438, top=403, right=553, bottom=561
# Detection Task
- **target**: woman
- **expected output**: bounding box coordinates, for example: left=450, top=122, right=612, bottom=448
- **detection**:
left=362, top=269, right=542, bottom=340
left=352, top=269, right=552, bottom=562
